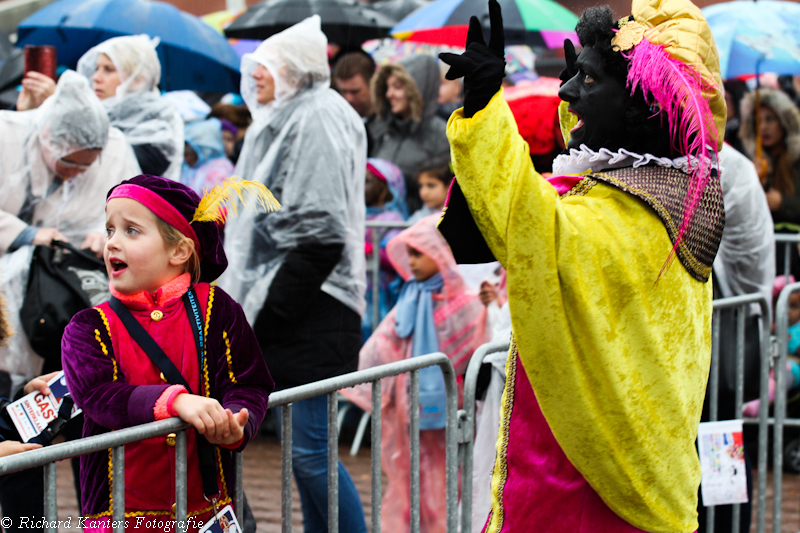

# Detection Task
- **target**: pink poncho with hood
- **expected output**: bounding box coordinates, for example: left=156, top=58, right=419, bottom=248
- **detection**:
left=341, top=214, right=487, bottom=532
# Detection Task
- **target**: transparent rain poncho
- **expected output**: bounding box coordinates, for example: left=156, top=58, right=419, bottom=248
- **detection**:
left=77, top=35, right=184, bottom=180
left=714, top=143, right=776, bottom=312
left=221, top=16, right=368, bottom=320
left=0, top=70, right=140, bottom=379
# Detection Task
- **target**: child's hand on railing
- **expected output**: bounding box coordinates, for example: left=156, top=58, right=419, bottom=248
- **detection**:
left=207, top=408, right=249, bottom=447
left=172, top=394, right=231, bottom=442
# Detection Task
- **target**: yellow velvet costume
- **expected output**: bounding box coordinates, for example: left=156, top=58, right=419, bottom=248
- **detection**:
left=450, top=91, right=712, bottom=532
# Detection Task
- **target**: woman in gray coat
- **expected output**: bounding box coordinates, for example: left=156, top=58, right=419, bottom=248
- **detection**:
left=369, top=55, right=450, bottom=212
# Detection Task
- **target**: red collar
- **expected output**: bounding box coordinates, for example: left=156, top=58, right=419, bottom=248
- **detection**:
left=110, top=273, right=192, bottom=311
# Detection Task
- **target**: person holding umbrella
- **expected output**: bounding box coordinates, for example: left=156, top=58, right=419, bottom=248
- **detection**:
left=437, top=0, right=725, bottom=531
left=74, top=35, right=184, bottom=180
left=220, top=16, right=368, bottom=533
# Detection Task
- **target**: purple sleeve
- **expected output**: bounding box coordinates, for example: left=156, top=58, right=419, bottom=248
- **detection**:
left=208, top=289, right=274, bottom=452
left=62, top=308, right=171, bottom=429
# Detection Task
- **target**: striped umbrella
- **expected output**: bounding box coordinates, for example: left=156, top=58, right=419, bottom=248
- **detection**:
left=391, top=0, right=578, bottom=48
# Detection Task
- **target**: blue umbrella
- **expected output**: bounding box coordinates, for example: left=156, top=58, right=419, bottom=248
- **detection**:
left=703, top=0, right=800, bottom=78
left=17, top=0, right=241, bottom=93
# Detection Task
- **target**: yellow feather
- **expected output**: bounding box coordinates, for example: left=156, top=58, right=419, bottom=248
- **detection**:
left=191, top=176, right=280, bottom=225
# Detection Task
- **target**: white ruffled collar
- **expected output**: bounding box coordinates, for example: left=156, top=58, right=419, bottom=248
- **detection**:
left=552, top=145, right=707, bottom=177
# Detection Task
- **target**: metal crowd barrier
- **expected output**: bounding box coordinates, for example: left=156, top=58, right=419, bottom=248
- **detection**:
left=366, top=220, right=411, bottom=334
left=459, top=293, right=773, bottom=533
left=0, top=352, right=459, bottom=533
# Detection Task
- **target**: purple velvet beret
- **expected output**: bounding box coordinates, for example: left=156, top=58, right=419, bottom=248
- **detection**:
left=106, top=175, right=227, bottom=283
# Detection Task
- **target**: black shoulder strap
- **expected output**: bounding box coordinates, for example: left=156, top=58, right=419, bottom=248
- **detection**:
left=182, top=289, right=205, bottom=390
left=108, top=297, right=193, bottom=394
left=108, top=291, right=221, bottom=499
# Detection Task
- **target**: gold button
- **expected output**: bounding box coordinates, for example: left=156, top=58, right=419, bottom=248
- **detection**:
left=150, top=310, right=163, bottom=321
left=166, top=433, right=176, bottom=447
left=171, top=502, right=176, bottom=516
left=160, top=372, right=167, bottom=383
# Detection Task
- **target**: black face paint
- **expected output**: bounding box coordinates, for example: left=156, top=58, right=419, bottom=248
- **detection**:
left=557, top=46, right=630, bottom=152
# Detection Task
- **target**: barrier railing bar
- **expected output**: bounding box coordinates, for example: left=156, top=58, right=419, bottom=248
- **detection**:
left=327, top=392, right=339, bottom=533
left=175, top=431, right=187, bottom=532
left=0, top=418, right=192, bottom=475
left=707, top=304, right=720, bottom=533
left=460, top=340, right=510, bottom=533
left=773, top=281, right=800, bottom=530
left=269, top=354, right=453, bottom=408
left=774, top=233, right=800, bottom=278
left=234, top=452, right=243, bottom=523
left=281, top=404, right=293, bottom=533
left=44, top=461, right=56, bottom=533
left=409, top=369, right=420, bottom=533
left=732, top=307, right=745, bottom=533
left=371, top=226, right=380, bottom=332
left=113, top=444, right=125, bottom=532
left=365, top=220, right=412, bottom=335
left=371, top=379, right=382, bottom=533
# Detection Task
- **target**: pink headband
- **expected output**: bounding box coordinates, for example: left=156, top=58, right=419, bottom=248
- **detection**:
left=108, top=184, right=202, bottom=256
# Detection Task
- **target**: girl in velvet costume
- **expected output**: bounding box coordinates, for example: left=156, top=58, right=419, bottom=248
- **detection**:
left=438, top=0, right=726, bottom=531
left=61, top=175, right=275, bottom=532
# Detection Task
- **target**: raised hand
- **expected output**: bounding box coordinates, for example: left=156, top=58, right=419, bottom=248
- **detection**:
left=438, top=0, right=506, bottom=118
left=559, top=39, right=578, bottom=86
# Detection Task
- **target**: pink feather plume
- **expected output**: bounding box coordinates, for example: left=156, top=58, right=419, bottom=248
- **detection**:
left=623, top=39, right=719, bottom=271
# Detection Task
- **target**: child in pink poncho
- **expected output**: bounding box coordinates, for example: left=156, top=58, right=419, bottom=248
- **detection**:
left=341, top=214, right=488, bottom=533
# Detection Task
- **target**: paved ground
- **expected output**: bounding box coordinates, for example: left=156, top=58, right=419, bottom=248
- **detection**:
left=47, top=434, right=800, bottom=532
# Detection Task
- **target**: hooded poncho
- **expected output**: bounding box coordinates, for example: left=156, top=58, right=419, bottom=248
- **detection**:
left=0, top=70, right=140, bottom=378
left=77, top=35, right=184, bottom=180
left=341, top=215, right=487, bottom=533
left=180, top=118, right=235, bottom=195
left=221, top=16, right=367, bottom=320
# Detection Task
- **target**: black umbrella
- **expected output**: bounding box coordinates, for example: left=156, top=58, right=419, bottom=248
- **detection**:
left=224, top=0, right=397, bottom=48
left=371, top=0, right=429, bottom=21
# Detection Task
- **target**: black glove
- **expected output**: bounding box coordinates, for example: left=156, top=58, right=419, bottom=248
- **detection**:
left=559, top=39, right=578, bottom=87
left=439, top=0, right=505, bottom=118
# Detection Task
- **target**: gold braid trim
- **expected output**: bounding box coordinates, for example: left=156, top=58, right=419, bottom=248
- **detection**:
left=93, top=308, right=118, bottom=382
left=560, top=177, right=597, bottom=198
left=108, top=449, right=114, bottom=518
left=223, top=331, right=237, bottom=384
left=591, top=173, right=712, bottom=278
left=486, top=338, right=518, bottom=532
left=216, top=446, right=229, bottom=498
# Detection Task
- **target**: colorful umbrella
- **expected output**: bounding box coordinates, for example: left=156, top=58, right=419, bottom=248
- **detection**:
left=390, top=0, right=578, bottom=48
left=201, top=9, right=243, bottom=35
left=702, top=0, right=800, bottom=78
left=17, top=0, right=241, bottom=93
